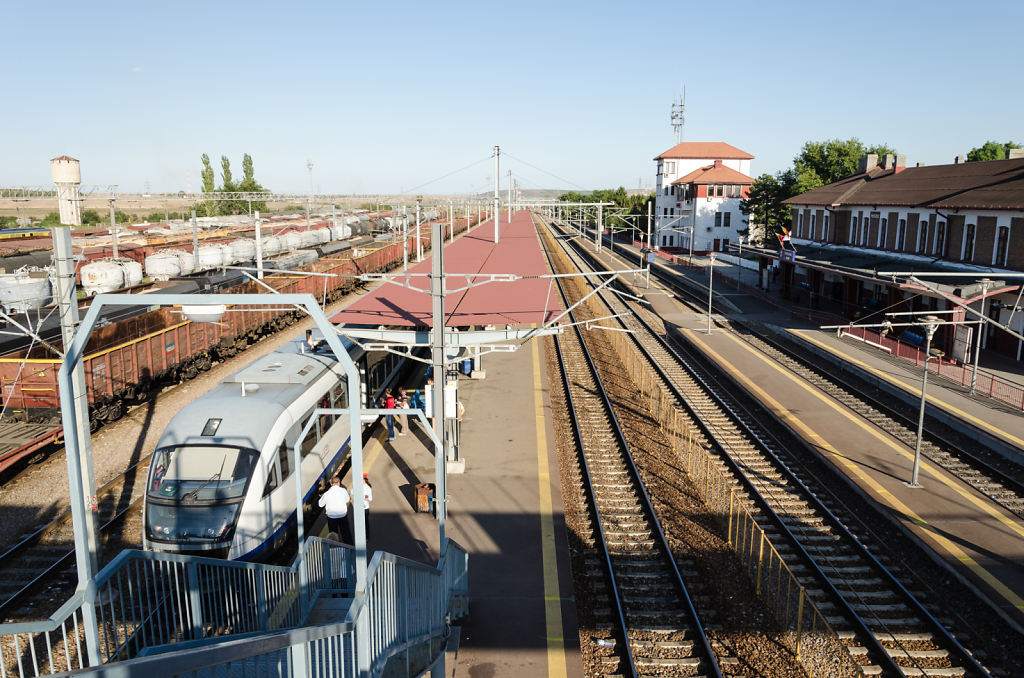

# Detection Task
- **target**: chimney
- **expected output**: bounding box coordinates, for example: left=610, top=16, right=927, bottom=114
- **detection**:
left=915, top=162, right=926, bottom=168
left=858, top=154, right=878, bottom=173
left=893, top=154, right=907, bottom=174
left=1007, top=148, right=1024, bottom=160
left=713, top=159, right=723, bottom=168
left=955, top=155, right=966, bottom=164
left=881, top=153, right=897, bottom=170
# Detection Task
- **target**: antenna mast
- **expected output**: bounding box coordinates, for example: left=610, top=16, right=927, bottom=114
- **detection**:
left=671, top=87, right=686, bottom=144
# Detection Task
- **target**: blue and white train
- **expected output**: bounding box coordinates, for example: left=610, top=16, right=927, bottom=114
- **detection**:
left=143, top=335, right=404, bottom=561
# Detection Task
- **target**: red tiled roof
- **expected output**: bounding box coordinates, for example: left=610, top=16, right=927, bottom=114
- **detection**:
left=654, top=142, right=754, bottom=161
left=673, top=164, right=755, bottom=185
left=330, top=210, right=561, bottom=328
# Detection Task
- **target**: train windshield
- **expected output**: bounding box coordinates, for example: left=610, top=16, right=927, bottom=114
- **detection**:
left=146, top=445, right=258, bottom=544
left=148, top=445, right=258, bottom=502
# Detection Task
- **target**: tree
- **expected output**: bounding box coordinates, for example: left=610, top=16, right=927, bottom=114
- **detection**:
left=740, top=170, right=797, bottom=246
left=792, top=138, right=897, bottom=194
left=200, top=154, right=215, bottom=217
left=237, top=153, right=267, bottom=213
left=967, top=140, right=1021, bottom=162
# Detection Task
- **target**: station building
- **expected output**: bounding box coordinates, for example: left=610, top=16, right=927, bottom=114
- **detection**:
left=653, top=142, right=755, bottom=252
left=775, top=152, right=1024, bottom=364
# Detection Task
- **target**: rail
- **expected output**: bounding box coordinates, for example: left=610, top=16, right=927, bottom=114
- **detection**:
left=547, top=220, right=864, bottom=677
left=0, top=536, right=467, bottom=677
left=545, top=233, right=722, bottom=677
left=839, top=325, right=1024, bottom=412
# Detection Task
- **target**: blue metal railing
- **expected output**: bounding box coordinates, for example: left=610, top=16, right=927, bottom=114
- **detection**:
left=0, top=537, right=466, bottom=678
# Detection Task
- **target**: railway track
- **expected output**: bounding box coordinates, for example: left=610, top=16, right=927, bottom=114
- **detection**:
left=0, top=457, right=148, bottom=621
left=602, top=232, right=1024, bottom=521
left=548, top=219, right=991, bottom=677
left=731, top=326, right=1024, bottom=518
left=546, top=232, right=722, bottom=677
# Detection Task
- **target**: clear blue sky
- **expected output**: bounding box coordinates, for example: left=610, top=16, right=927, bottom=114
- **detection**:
left=2, top=0, right=1021, bottom=195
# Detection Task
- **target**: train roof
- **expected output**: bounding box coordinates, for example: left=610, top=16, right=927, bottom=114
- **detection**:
left=155, top=351, right=342, bottom=452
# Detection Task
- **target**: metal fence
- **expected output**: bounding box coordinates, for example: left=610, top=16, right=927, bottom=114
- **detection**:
left=840, top=325, right=1024, bottom=411
left=0, top=536, right=466, bottom=678
left=600, top=326, right=864, bottom=678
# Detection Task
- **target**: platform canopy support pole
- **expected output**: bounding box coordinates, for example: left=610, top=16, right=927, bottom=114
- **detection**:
left=493, top=145, right=501, bottom=244
left=430, top=207, right=449, bottom=542
left=191, top=210, right=200, bottom=273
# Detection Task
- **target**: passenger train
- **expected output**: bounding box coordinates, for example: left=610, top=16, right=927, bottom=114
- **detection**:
left=143, top=334, right=405, bottom=561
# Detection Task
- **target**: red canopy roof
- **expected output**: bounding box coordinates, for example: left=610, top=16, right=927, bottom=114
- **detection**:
left=330, top=210, right=561, bottom=328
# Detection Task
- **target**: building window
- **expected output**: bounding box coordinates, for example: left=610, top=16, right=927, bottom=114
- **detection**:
left=896, top=219, right=907, bottom=250
left=797, top=212, right=803, bottom=235
left=918, top=221, right=929, bottom=253
left=664, top=187, right=669, bottom=196
left=810, top=214, right=816, bottom=238
left=670, top=207, right=674, bottom=216
left=876, top=218, right=886, bottom=248
left=729, top=184, right=740, bottom=198
left=714, top=212, right=722, bottom=228
left=665, top=161, right=676, bottom=174
left=724, top=212, right=731, bottom=228
left=823, top=214, right=830, bottom=241
left=935, top=221, right=947, bottom=256
left=849, top=216, right=858, bottom=244
left=963, top=223, right=976, bottom=260
left=995, top=226, right=1010, bottom=267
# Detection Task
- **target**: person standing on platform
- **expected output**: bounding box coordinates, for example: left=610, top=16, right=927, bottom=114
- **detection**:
left=424, top=377, right=434, bottom=428
left=356, top=473, right=373, bottom=541
left=397, top=387, right=409, bottom=436
left=318, top=476, right=351, bottom=544
left=384, top=388, right=396, bottom=441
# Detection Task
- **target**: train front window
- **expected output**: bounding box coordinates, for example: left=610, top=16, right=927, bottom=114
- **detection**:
left=149, top=445, right=258, bottom=502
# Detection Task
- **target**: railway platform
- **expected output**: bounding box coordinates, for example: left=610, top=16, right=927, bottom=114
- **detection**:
left=328, top=342, right=583, bottom=678
left=582, top=234, right=1024, bottom=629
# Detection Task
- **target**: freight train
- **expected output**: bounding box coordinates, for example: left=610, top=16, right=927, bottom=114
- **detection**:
left=0, top=210, right=473, bottom=473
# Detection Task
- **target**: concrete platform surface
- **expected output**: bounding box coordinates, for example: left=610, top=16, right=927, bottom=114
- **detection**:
left=337, top=340, right=583, bottom=678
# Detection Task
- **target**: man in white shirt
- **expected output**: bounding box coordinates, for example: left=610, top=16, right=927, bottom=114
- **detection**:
left=318, top=476, right=351, bottom=544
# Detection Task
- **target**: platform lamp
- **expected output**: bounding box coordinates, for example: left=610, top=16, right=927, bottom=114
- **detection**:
left=908, top=314, right=941, bottom=488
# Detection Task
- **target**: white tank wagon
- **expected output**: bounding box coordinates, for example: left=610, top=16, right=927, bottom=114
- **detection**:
left=219, top=244, right=237, bottom=266
left=82, top=258, right=145, bottom=295
left=229, top=238, right=257, bottom=262
left=281, top=232, right=303, bottom=252
left=261, top=235, right=284, bottom=257
left=329, top=223, right=352, bottom=240
left=0, top=267, right=52, bottom=313
left=312, top=227, right=332, bottom=244
left=145, top=251, right=182, bottom=280
left=297, top=230, right=319, bottom=248
left=196, top=245, right=225, bottom=271
left=143, top=340, right=407, bottom=560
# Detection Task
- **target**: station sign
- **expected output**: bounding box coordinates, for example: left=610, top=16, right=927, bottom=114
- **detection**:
left=778, top=250, right=796, bottom=262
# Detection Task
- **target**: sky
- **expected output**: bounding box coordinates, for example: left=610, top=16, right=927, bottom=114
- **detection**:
left=2, top=0, right=1021, bottom=196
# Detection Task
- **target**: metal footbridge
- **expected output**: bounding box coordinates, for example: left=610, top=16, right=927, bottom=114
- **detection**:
left=0, top=537, right=468, bottom=677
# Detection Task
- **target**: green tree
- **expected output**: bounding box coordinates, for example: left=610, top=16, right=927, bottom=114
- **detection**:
left=966, top=140, right=1021, bottom=162
left=200, top=153, right=215, bottom=216
left=220, top=155, right=235, bottom=191
left=237, top=152, right=267, bottom=213
left=81, top=209, right=102, bottom=224
left=740, top=170, right=797, bottom=246
left=792, top=138, right=896, bottom=193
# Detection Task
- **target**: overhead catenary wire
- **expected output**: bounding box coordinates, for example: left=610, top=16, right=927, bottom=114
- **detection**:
left=400, top=155, right=492, bottom=196
left=502, top=152, right=587, bottom=191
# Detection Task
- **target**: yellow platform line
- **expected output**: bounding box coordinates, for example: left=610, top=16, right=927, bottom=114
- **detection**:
left=682, top=328, right=1024, bottom=612
left=533, top=337, right=568, bottom=678
left=791, top=328, right=1024, bottom=450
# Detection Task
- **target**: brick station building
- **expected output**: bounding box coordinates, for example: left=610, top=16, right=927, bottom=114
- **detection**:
left=772, top=152, right=1024, bottom=363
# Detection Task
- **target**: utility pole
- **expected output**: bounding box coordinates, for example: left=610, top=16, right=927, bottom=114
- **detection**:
left=449, top=201, right=455, bottom=243
left=707, top=252, right=716, bottom=335
left=416, top=201, right=422, bottom=262
left=108, top=199, right=118, bottom=259
left=507, top=169, right=512, bottom=222
left=49, top=156, right=100, bottom=584
left=493, top=145, right=501, bottom=243
left=306, top=159, right=314, bottom=231
left=191, top=210, right=199, bottom=273
left=646, top=201, right=653, bottom=288
left=970, top=279, right=990, bottom=395
left=595, top=204, right=603, bottom=252
left=403, top=205, right=409, bottom=271
left=909, top=316, right=941, bottom=488
left=430, top=215, right=448, bottom=540
left=254, top=210, right=264, bottom=279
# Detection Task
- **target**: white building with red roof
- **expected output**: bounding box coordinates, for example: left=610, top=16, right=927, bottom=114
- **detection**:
left=654, top=142, right=755, bottom=253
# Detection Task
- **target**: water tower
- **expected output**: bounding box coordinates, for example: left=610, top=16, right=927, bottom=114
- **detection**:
left=51, top=155, right=83, bottom=226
